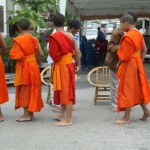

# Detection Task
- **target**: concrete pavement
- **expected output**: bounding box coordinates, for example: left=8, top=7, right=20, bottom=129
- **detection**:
left=0, top=69, right=150, bottom=150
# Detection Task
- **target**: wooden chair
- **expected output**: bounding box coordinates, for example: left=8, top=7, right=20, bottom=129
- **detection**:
left=87, top=66, right=110, bottom=105
left=6, top=74, right=15, bottom=85
left=40, top=65, right=51, bottom=104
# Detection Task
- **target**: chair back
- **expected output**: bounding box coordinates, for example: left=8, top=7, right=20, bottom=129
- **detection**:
left=40, top=66, right=51, bottom=85
left=87, top=66, right=109, bottom=88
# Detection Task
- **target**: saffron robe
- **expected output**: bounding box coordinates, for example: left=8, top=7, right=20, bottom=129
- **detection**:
left=0, top=56, right=8, bottom=104
left=117, top=30, right=150, bottom=112
left=48, top=31, right=75, bottom=105
left=10, top=33, right=44, bottom=112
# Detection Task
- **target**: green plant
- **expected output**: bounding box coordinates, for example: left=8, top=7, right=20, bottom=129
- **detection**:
left=65, top=9, right=72, bottom=23
left=8, top=9, right=47, bottom=28
left=11, top=0, right=58, bottom=13
left=65, top=9, right=77, bottom=24
left=9, top=0, right=59, bottom=29
left=135, top=21, right=142, bottom=30
left=3, top=35, right=16, bottom=73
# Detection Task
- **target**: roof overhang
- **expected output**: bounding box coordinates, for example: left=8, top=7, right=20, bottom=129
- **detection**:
left=69, top=0, right=150, bottom=20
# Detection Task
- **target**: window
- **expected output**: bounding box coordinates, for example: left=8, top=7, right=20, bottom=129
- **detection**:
left=0, top=6, right=4, bottom=32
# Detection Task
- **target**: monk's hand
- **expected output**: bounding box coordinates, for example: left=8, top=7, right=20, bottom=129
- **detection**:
left=116, top=62, right=120, bottom=71
left=116, top=60, right=122, bottom=71
left=75, top=66, right=80, bottom=74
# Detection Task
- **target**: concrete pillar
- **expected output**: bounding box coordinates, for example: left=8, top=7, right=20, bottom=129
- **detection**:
left=142, top=19, right=145, bottom=29
left=59, top=0, right=67, bottom=16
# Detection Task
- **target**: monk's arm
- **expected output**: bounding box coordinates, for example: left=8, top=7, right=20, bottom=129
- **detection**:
left=116, top=38, right=133, bottom=70
left=141, top=39, right=147, bottom=62
left=0, top=33, right=7, bottom=56
left=36, top=39, right=44, bottom=64
left=73, top=39, right=81, bottom=73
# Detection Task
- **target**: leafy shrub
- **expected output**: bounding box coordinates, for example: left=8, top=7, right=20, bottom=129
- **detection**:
left=3, top=35, right=16, bottom=73
left=3, top=30, right=53, bottom=73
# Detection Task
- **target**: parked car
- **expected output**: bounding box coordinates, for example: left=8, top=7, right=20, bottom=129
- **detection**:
left=83, top=29, right=97, bottom=40
left=106, top=24, right=115, bottom=34
left=116, top=22, right=121, bottom=28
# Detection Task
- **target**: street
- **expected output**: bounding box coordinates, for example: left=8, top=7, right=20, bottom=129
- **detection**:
left=0, top=69, right=150, bottom=150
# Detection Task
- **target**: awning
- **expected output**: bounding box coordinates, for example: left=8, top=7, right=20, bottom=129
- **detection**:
left=68, top=0, right=150, bottom=20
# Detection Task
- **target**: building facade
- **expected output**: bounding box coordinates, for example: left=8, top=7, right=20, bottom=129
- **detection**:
left=0, top=0, right=18, bottom=36
left=0, top=0, right=7, bottom=35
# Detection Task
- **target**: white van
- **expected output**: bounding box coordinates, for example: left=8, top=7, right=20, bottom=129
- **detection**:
left=82, top=29, right=97, bottom=40
left=106, top=24, right=114, bottom=34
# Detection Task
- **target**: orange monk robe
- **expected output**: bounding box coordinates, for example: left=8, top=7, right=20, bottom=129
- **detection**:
left=48, top=31, right=75, bottom=105
left=117, top=30, right=150, bottom=112
left=0, top=56, right=9, bottom=104
left=9, top=33, right=44, bottom=112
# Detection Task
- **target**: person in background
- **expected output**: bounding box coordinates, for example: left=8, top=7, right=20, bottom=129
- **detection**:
left=105, top=27, right=124, bottom=112
left=101, top=25, right=107, bottom=39
left=139, top=27, right=146, bottom=35
left=97, top=27, right=105, bottom=42
left=95, top=27, right=108, bottom=64
left=0, top=33, right=9, bottom=122
left=67, top=19, right=81, bottom=47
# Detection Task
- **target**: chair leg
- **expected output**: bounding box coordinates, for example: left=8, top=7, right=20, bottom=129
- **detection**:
left=46, top=85, right=50, bottom=104
left=94, top=87, right=98, bottom=105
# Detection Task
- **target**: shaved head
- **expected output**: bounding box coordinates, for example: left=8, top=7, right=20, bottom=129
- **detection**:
left=126, top=12, right=137, bottom=22
left=120, top=14, right=135, bottom=24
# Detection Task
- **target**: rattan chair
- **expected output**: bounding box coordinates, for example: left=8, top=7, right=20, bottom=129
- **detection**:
left=87, top=66, right=110, bottom=105
left=40, top=65, right=51, bottom=104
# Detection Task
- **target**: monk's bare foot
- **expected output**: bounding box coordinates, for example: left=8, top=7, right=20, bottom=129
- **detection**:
left=16, top=115, right=32, bottom=122
left=112, top=108, right=117, bottom=112
left=114, top=118, right=130, bottom=124
left=54, top=120, right=72, bottom=126
left=52, top=115, right=64, bottom=121
left=16, top=115, right=25, bottom=121
left=30, top=112, right=34, bottom=120
left=0, top=115, right=4, bottom=122
left=140, top=112, right=150, bottom=121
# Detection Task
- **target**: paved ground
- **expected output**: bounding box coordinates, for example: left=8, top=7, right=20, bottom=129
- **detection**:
left=1, top=66, right=150, bottom=150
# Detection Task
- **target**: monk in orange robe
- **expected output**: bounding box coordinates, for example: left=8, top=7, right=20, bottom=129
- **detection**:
left=10, top=19, right=44, bottom=122
left=0, top=33, right=9, bottom=122
left=48, top=14, right=81, bottom=126
left=115, top=13, right=150, bottom=124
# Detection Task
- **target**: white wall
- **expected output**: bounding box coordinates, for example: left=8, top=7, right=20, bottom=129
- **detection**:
left=0, top=0, right=7, bottom=35
left=59, top=0, right=67, bottom=15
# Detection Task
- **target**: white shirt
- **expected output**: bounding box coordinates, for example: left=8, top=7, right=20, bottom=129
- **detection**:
left=139, top=28, right=146, bottom=35
left=47, top=27, right=80, bottom=64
